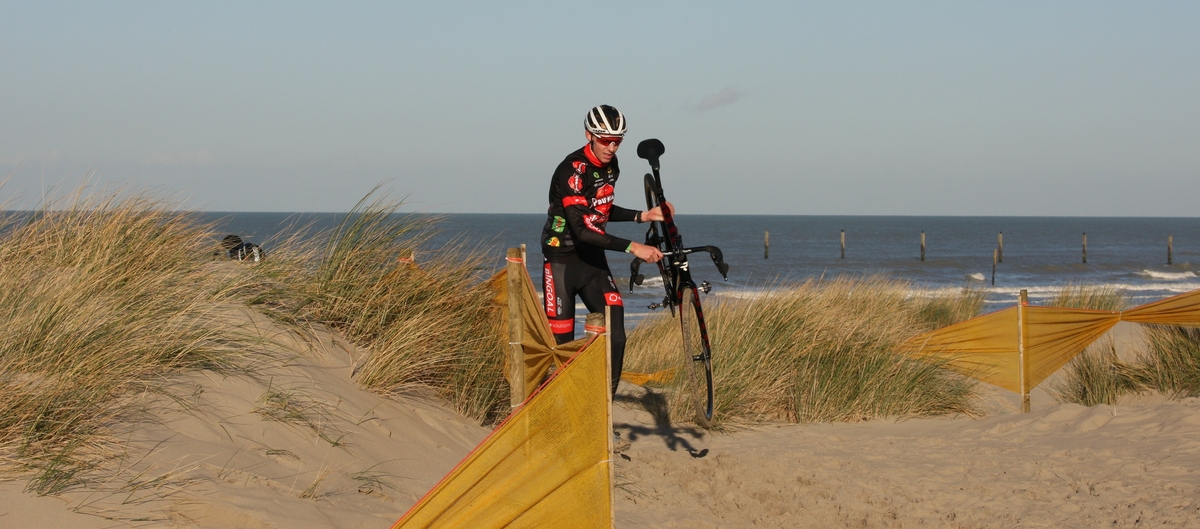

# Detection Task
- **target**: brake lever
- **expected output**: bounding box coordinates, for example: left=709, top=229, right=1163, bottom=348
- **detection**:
left=706, top=245, right=731, bottom=281
left=629, top=257, right=645, bottom=292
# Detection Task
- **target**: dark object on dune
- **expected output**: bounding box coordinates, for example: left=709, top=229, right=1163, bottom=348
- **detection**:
left=220, top=234, right=265, bottom=262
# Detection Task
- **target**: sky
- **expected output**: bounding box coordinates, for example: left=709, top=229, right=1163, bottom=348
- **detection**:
left=2, top=2, right=1198, bottom=215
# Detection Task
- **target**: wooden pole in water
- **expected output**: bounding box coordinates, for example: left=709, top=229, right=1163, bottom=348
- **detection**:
left=1018, top=289, right=1030, bottom=413
left=1168, top=236, right=1173, bottom=265
left=998, top=232, right=1003, bottom=263
left=506, top=248, right=526, bottom=408
left=1082, top=233, right=1088, bottom=264
left=920, top=231, right=926, bottom=262
left=840, top=230, right=845, bottom=259
left=992, top=248, right=997, bottom=286
left=764, top=230, right=769, bottom=259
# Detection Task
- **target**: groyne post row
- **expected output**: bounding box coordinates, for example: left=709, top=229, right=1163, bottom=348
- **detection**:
left=833, top=231, right=1177, bottom=266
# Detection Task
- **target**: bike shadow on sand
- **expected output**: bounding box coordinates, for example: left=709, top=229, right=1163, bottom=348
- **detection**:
left=614, top=385, right=709, bottom=457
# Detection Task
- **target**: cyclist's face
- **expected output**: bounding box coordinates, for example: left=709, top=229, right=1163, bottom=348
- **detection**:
left=586, top=132, right=621, bottom=164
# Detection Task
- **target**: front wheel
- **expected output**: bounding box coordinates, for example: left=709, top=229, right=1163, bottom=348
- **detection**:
left=679, top=287, right=714, bottom=427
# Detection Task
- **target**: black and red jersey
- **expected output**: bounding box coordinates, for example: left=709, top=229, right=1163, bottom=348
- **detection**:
left=540, top=144, right=638, bottom=267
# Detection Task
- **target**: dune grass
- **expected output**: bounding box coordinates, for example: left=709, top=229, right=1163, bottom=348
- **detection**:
left=1053, top=325, right=1200, bottom=406
left=0, top=188, right=509, bottom=496
left=1047, top=283, right=1132, bottom=311
left=1049, top=346, right=1136, bottom=406
left=912, top=286, right=988, bottom=330
left=248, top=192, right=509, bottom=423
left=1133, top=325, right=1200, bottom=397
left=1046, top=284, right=1134, bottom=406
left=1049, top=284, right=1200, bottom=405
left=0, top=192, right=251, bottom=494
left=624, top=277, right=983, bottom=428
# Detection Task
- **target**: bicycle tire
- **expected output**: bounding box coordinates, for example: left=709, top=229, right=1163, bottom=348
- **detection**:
left=679, top=287, right=714, bottom=427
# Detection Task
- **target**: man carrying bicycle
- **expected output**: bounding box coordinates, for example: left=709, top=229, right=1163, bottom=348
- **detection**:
left=540, top=104, right=672, bottom=395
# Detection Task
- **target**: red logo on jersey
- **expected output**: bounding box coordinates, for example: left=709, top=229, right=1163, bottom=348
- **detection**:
left=584, top=214, right=606, bottom=234
left=591, top=184, right=614, bottom=215
left=572, top=161, right=587, bottom=174
left=568, top=174, right=583, bottom=193
left=605, top=292, right=623, bottom=306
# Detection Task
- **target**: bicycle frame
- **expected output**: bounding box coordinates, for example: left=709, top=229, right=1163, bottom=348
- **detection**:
left=628, top=140, right=729, bottom=312
left=628, top=139, right=727, bottom=426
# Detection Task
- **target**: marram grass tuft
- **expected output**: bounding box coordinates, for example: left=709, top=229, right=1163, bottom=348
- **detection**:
left=625, top=276, right=982, bottom=429
left=247, top=190, right=509, bottom=424
left=0, top=191, right=253, bottom=494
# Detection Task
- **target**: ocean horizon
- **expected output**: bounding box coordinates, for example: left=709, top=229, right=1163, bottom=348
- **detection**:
left=198, top=212, right=1200, bottom=325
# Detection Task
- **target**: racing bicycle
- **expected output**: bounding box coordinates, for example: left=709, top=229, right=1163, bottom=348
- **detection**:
left=629, top=139, right=729, bottom=428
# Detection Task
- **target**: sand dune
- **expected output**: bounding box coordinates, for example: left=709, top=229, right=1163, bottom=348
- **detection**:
left=613, top=388, right=1200, bottom=528
left=2, top=307, right=488, bottom=528
left=3, top=310, right=1199, bottom=528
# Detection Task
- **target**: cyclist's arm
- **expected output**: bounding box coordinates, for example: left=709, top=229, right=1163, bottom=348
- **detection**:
left=563, top=203, right=632, bottom=252
left=609, top=205, right=638, bottom=222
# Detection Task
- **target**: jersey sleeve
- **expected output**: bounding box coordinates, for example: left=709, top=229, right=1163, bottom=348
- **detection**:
left=551, top=156, right=632, bottom=252
left=609, top=205, right=638, bottom=222
left=563, top=205, right=632, bottom=252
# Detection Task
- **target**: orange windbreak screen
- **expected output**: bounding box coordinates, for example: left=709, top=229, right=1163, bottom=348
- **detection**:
left=900, top=307, right=1021, bottom=391
left=902, top=288, right=1200, bottom=393
left=392, top=335, right=612, bottom=528
left=491, top=268, right=581, bottom=399
left=1122, top=288, right=1200, bottom=326
left=492, top=266, right=674, bottom=398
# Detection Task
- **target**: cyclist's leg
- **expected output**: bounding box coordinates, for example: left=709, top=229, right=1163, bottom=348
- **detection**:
left=542, top=259, right=578, bottom=344
left=578, top=266, right=626, bottom=395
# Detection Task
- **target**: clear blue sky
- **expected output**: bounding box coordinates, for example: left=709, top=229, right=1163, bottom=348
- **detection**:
left=3, top=2, right=1198, bottom=215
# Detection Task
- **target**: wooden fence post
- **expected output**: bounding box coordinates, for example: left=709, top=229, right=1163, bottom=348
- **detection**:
left=1082, top=233, right=1088, bottom=264
left=920, top=231, right=926, bottom=262
left=840, top=230, right=845, bottom=259
left=506, top=248, right=526, bottom=408
left=764, top=231, right=769, bottom=259
left=998, top=232, right=1003, bottom=263
left=1018, top=289, right=1030, bottom=413
left=604, top=305, right=615, bottom=521
left=1168, top=236, right=1173, bottom=265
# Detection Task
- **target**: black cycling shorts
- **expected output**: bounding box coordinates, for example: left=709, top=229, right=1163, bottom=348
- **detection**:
left=542, top=258, right=626, bottom=394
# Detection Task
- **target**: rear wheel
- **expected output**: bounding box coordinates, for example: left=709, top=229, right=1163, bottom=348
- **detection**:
left=679, top=287, right=714, bottom=427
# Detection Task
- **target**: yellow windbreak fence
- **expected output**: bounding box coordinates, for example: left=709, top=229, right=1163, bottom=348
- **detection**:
left=391, top=334, right=614, bottom=529
left=900, top=288, right=1200, bottom=394
left=490, top=263, right=674, bottom=400
left=490, top=267, right=581, bottom=399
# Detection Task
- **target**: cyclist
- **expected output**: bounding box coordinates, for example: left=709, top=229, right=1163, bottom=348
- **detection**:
left=540, top=104, right=673, bottom=395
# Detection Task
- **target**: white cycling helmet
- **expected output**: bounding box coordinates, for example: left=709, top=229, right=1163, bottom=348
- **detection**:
left=585, top=105, right=627, bottom=137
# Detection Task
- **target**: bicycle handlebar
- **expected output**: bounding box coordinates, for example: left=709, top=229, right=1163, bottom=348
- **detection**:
left=629, top=245, right=729, bottom=292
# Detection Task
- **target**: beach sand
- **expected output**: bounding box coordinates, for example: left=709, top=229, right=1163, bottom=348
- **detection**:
left=3, top=314, right=1199, bottom=528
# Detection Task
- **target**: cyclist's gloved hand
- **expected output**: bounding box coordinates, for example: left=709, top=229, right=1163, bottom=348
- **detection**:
left=629, top=241, right=664, bottom=263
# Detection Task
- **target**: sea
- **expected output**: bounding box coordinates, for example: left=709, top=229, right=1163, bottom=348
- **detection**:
left=208, top=213, right=1200, bottom=327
